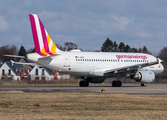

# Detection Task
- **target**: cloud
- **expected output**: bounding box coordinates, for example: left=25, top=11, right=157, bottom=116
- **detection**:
left=111, top=16, right=133, bottom=31
left=136, top=31, right=153, bottom=38
left=52, top=34, right=77, bottom=45
left=0, top=15, right=9, bottom=32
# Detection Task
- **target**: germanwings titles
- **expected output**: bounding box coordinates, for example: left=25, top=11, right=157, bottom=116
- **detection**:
left=26, top=14, right=164, bottom=87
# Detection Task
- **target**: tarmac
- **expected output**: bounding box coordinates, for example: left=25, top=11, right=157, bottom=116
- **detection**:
left=0, top=83, right=167, bottom=95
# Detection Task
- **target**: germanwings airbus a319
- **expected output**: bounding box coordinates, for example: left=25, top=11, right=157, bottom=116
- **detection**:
left=25, top=14, right=164, bottom=87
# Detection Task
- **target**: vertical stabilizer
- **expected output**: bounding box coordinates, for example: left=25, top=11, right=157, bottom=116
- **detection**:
left=29, top=14, right=62, bottom=56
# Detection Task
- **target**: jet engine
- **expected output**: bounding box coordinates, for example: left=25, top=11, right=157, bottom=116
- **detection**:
left=86, top=77, right=105, bottom=83
left=131, top=71, right=155, bottom=83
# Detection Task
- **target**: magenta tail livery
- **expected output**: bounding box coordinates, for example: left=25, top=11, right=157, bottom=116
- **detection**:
left=29, top=14, right=61, bottom=56
left=27, top=14, right=164, bottom=87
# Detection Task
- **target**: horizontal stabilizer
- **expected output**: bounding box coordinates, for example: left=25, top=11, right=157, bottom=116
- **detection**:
left=10, top=60, right=40, bottom=66
left=4, top=55, right=25, bottom=58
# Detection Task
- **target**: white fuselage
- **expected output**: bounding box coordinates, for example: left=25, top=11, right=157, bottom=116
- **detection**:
left=27, top=51, right=164, bottom=78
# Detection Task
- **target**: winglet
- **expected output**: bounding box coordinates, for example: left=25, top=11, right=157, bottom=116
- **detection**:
left=10, top=60, right=15, bottom=64
left=158, top=58, right=164, bottom=63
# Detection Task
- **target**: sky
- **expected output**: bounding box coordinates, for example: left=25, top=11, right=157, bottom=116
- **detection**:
left=0, top=0, right=167, bottom=55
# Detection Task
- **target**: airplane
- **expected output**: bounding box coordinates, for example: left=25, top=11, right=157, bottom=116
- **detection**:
left=23, top=14, right=165, bottom=87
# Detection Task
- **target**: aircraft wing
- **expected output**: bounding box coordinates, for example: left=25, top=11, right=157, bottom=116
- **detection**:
left=105, top=58, right=159, bottom=73
left=89, top=58, right=159, bottom=76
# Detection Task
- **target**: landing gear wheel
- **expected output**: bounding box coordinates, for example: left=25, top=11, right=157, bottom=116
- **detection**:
left=117, top=81, right=122, bottom=87
left=79, top=81, right=89, bottom=87
left=112, top=80, right=122, bottom=87
left=141, top=83, right=147, bottom=87
left=112, top=80, right=117, bottom=87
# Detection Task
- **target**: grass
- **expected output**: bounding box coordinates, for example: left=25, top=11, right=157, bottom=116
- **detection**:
left=0, top=91, right=167, bottom=120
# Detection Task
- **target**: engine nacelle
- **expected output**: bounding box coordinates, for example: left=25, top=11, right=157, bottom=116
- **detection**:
left=131, top=71, right=155, bottom=83
left=86, top=77, right=105, bottom=83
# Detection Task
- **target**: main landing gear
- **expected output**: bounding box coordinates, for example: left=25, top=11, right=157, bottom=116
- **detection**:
left=112, top=73, right=122, bottom=87
left=79, top=76, right=89, bottom=87
left=112, top=80, right=122, bottom=87
left=79, top=81, right=89, bottom=87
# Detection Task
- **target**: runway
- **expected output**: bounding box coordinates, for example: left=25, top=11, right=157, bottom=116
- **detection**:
left=0, top=83, right=167, bottom=95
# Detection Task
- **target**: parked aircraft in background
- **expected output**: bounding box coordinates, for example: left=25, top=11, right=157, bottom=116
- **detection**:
left=18, top=14, right=165, bottom=87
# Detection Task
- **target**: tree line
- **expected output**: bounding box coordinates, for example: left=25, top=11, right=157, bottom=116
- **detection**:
left=101, top=38, right=150, bottom=53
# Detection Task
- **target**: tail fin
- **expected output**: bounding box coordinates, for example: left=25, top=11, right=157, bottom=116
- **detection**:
left=29, top=14, right=62, bottom=56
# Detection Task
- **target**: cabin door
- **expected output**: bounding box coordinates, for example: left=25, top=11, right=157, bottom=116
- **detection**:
left=64, top=54, right=70, bottom=67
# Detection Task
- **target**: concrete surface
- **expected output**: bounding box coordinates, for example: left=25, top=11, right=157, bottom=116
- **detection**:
left=0, top=83, right=167, bottom=95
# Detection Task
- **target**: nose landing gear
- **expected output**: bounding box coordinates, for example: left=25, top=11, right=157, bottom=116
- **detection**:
left=141, top=83, right=147, bottom=86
